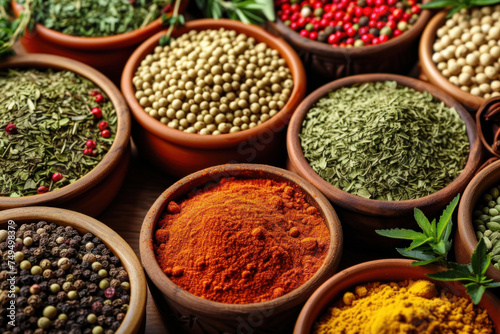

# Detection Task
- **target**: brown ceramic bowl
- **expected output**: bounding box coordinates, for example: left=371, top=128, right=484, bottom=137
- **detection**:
left=140, top=164, right=343, bottom=333
left=121, top=19, right=307, bottom=178
left=457, top=159, right=500, bottom=282
left=420, top=11, right=485, bottom=111
left=12, top=0, right=189, bottom=83
left=287, top=73, right=483, bottom=247
left=266, top=1, right=431, bottom=79
left=0, top=54, right=131, bottom=217
left=0, top=206, right=147, bottom=334
left=294, top=259, right=500, bottom=333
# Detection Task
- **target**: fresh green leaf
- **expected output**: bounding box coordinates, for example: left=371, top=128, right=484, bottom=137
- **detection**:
left=406, top=236, right=434, bottom=251
left=414, top=208, right=433, bottom=237
left=426, top=269, right=473, bottom=281
left=470, top=0, right=500, bottom=5
left=411, top=257, right=442, bottom=266
left=375, top=228, right=425, bottom=240
left=420, top=0, right=460, bottom=8
left=397, top=248, right=437, bottom=262
left=471, top=238, right=490, bottom=277
left=437, top=195, right=459, bottom=241
left=464, top=282, right=486, bottom=305
left=434, top=240, right=447, bottom=255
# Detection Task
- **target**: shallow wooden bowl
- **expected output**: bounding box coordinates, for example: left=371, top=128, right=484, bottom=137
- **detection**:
left=121, top=19, right=307, bottom=177
left=11, top=0, right=189, bottom=82
left=294, top=259, right=500, bottom=333
left=140, top=164, right=343, bottom=333
left=266, top=1, right=431, bottom=79
left=0, top=54, right=131, bottom=217
left=0, top=206, right=147, bottom=334
left=420, top=11, right=485, bottom=111
left=457, top=159, right=500, bottom=282
left=287, top=73, right=483, bottom=247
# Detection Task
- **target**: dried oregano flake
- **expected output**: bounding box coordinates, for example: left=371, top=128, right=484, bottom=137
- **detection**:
left=0, top=68, right=116, bottom=197
left=300, top=81, right=470, bottom=201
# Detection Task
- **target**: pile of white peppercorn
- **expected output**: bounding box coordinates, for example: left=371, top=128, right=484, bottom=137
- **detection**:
left=0, top=222, right=130, bottom=334
left=432, top=6, right=500, bottom=98
left=133, top=28, right=294, bottom=135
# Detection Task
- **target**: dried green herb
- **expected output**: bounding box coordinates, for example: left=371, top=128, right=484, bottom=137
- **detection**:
left=300, top=81, right=470, bottom=201
left=17, top=0, right=172, bottom=37
left=0, top=68, right=116, bottom=197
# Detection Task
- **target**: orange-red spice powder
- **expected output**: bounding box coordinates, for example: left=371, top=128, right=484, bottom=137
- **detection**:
left=153, top=177, right=330, bottom=304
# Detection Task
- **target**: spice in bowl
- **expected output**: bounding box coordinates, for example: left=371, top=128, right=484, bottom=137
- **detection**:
left=431, top=6, right=500, bottom=98
left=153, top=177, right=329, bottom=303
left=133, top=28, right=294, bottom=134
left=275, top=0, right=422, bottom=47
left=0, top=68, right=116, bottom=197
left=299, top=81, right=469, bottom=201
left=17, top=0, right=174, bottom=37
left=0, top=221, right=130, bottom=333
left=313, top=279, right=494, bottom=333
left=472, top=185, right=500, bottom=270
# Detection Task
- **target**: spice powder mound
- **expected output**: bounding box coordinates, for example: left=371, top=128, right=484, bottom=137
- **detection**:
left=153, top=177, right=331, bottom=304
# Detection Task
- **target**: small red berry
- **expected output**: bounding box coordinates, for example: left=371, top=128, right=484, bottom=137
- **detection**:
left=386, top=20, right=397, bottom=30
left=5, top=123, right=17, bottom=134
left=309, top=31, right=319, bottom=40
left=393, top=29, right=402, bottom=37
left=94, top=94, right=104, bottom=103
left=91, top=107, right=102, bottom=119
left=37, top=186, right=48, bottom=194
left=98, top=121, right=109, bottom=131
left=346, top=27, right=357, bottom=37
left=104, top=287, right=115, bottom=298
left=379, top=34, right=389, bottom=42
left=101, top=129, right=111, bottom=138
left=83, top=148, right=93, bottom=156
left=86, top=139, right=97, bottom=148
left=52, top=173, right=63, bottom=182
left=90, top=90, right=99, bottom=96
left=411, top=4, right=421, bottom=14
left=300, top=29, right=309, bottom=37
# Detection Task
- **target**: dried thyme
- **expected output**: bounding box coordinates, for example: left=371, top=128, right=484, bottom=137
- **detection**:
left=18, top=0, right=172, bottom=37
left=300, top=81, right=470, bottom=201
left=0, top=68, right=116, bottom=197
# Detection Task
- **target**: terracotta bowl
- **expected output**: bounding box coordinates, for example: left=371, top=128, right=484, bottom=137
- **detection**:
left=121, top=19, right=307, bottom=178
left=0, top=54, right=131, bottom=217
left=287, top=73, right=483, bottom=247
left=420, top=11, right=485, bottom=111
left=12, top=0, right=189, bottom=83
left=266, top=1, right=431, bottom=79
left=140, top=164, right=343, bottom=333
left=477, top=96, right=500, bottom=158
left=457, top=159, right=500, bottom=282
left=294, top=259, right=500, bottom=333
left=0, top=206, right=147, bottom=334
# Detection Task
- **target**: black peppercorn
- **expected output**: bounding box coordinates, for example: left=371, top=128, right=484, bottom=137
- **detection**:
left=121, top=295, right=130, bottom=304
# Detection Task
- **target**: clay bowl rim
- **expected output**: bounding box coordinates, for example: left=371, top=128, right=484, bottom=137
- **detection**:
left=293, top=258, right=500, bottom=334
left=121, top=18, right=307, bottom=150
left=11, top=0, right=188, bottom=50
left=268, top=0, right=432, bottom=58
left=287, top=73, right=482, bottom=217
left=419, top=11, right=485, bottom=111
left=140, top=163, right=343, bottom=316
left=0, top=206, right=147, bottom=334
left=458, top=159, right=500, bottom=281
left=0, top=54, right=131, bottom=207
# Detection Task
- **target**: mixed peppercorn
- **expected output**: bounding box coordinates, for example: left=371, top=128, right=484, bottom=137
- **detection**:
left=0, top=221, right=130, bottom=334
left=275, top=0, right=421, bottom=47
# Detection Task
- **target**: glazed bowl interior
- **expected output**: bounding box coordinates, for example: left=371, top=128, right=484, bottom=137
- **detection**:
left=287, top=73, right=483, bottom=217
left=0, top=206, right=147, bottom=334
left=458, top=159, right=500, bottom=281
left=121, top=18, right=307, bottom=150
left=420, top=11, right=485, bottom=111
left=0, top=54, right=131, bottom=208
left=294, top=259, right=500, bottom=334
left=140, top=164, right=343, bottom=318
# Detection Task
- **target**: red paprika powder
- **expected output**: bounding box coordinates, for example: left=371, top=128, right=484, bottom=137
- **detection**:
left=153, top=177, right=330, bottom=304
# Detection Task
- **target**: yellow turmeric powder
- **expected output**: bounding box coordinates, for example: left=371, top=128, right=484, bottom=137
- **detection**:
left=313, top=280, right=494, bottom=334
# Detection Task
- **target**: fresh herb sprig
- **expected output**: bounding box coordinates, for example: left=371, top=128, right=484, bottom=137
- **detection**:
left=0, top=0, right=32, bottom=58
left=376, top=195, right=500, bottom=304
left=421, top=0, right=500, bottom=17
left=159, top=0, right=274, bottom=46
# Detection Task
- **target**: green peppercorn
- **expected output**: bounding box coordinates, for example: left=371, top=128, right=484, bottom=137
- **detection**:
left=91, top=262, right=102, bottom=272
left=31, top=265, right=42, bottom=275
left=14, top=286, right=20, bottom=294
left=380, top=26, right=392, bottom=36
left=23, top=237, right=33, bottom=246
left=14, top=251, right=24, bottom=262
left=104, top=300, right=112, bottom=305
left=58, top=313, right=68, bottom=321
left=58, top=257, right=71, bottom=270
left=67, top=291, right=78, bottom=300
left=98, top=269, right=108, bottom=278
left=0, top=230, right=7, bottom=243
left=20, top=260, right=31, bottom=270
left=50, top=284, right=61, bottom=293
left=43, top=305, right=58, bottom=319
left=37, top=317, right=51, bottom=329
left=40, top=259, right=51, bottom=270
left=87, top=313, right=97, bottom=324
left=99, top=280, right=110, bottom=290
left=92, top=326, right=104, bottom=334
left=121, top=282, right=130, bottom=291
left=62, top=282, right=73, bottom=292
left=66, top=274, right=74, bottom=282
